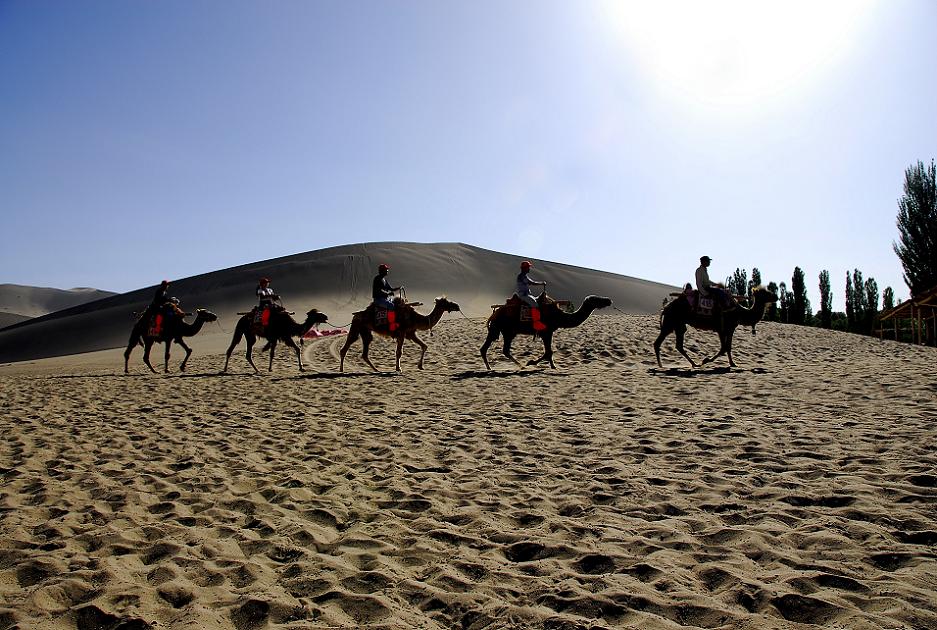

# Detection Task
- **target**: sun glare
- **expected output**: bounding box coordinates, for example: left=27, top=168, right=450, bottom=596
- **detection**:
left=600, top=0, right=877, bottom=113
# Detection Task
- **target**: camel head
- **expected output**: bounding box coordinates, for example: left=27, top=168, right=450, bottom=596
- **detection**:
left=584, top=295, right=613, bottom=310
left=751, top=286, right=779, bottom=305
left=195, top=309, right=218, bottom=322
left=435, top=296, right=461, bottom=313
left=304, top=309, right=329, bottom=327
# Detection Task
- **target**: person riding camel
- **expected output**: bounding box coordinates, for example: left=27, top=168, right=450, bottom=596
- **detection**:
left=695, top=256, right=733, bottom=309
left=146, top=280, right=172, bottom=335
left=256, top=277, right=279, bottom=327
left=372, top=264, right=402, bottom=332
left=516, top=260, right=548, bottom=331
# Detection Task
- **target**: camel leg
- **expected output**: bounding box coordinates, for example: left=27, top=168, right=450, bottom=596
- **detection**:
left=480, top=324, right=500, bottom=370
left=673, top=325, right=698, bottom=368
left=164, top=340, right=172, bottom=373
left=360, top=329, right=378, bottom=372
left=268, top=340, right=278, bottom=372
left=177, top=338, right=193, bottom=372
left=501, top=333, right=523, bottom=368
left=143, top=340, right=157, bottom=374
left=394, top=335, right=406, bottom=371
left=653, top=327, right=670, bottom=368
left=407, top=331, right=428, bottom=370
left=339, top=326, right=360, bottom=373
left=527, top=331, right=555, bottom=368
left=283, top=336, right=303, bottom=371
left=245, top=333, right=259, bottom=373
left=224, top=327, right=244, bottom=373
left=702, top=332, right=728, bottom=365
left=726, top=332, right=737, bottom=368
left=124, top=334, right=140, bottom=374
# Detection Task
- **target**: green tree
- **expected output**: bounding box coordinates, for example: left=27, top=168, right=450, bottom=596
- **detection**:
left=851, top=269, right=866, bottom=333
left=726, top=268, right=748, bottom=300
left=778, top=281, right=789, bottom=323
left=882, top=286, right=895, bottom=312
left=749, top=268, right=762, bottom=303
left=766, top=281, right=779, bottom=321
left=864, top=277, right=879, bottom=334
left=845, top=271, right=854, bottom=332
left=894, top=160, right=937, bottom=296
left=818, top=270, right=832, bottom=328
left=791, top=267, right=808, bottom=325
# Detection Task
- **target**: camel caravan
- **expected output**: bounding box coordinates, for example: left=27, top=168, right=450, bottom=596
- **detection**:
left=125, top=258, right=777, bottom=374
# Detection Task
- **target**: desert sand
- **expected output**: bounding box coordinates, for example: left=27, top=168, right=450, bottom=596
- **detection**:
left=1, top=311, right=936, bottom=629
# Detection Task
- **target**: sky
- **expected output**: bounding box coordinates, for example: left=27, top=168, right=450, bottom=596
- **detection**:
left=1, top=0, right=935, bottom=312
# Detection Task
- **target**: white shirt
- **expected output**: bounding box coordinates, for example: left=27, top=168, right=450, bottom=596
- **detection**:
left=695, top=265, right=713, bottom=296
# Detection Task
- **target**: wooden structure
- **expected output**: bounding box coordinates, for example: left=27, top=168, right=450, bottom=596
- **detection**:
left=876, top=285, right=937, bottom=346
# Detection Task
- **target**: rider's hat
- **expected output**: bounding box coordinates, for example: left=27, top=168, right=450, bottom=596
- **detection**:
left=520, top=260, right=532, bottom=270
left=161, top=279, right=170, bottom=286
left=378, top=263, right=390, bottom=272
left=259, top=277, right=270, bottom=284
left=700, top=256, right=712, bottom=264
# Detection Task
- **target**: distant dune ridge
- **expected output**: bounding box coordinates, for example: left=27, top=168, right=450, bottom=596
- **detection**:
left=0, top=284, right=116, bottom=328
left=0, top=242, right=677, bottom=364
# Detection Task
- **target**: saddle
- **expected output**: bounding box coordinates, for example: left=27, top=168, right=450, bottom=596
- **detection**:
left=490, top=294, right=559, bottom=331
left=679, top=288, right=734, bottom=320
left=355, top=299, right=413, bottom=332
left=147, top=314, right=164, bottom=337
left=146, top=304, right=184, bottom=336
left=250, top=305, right=282, bottom=335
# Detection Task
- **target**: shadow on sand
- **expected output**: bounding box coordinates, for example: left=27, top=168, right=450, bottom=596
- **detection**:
left=174, top=371, right=258, bottom=379
left=274, top=371, right=399, bottom=382
left=451, top=369, right=569, bottom=381
left=649, top=366, right=769, bottom=378
left=48, top=373, right=152, bottom=380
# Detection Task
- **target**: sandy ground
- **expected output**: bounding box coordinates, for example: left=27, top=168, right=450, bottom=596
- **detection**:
left=1, top=314, right=936, bottom=629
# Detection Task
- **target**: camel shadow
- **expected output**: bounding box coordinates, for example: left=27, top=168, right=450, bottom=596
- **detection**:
left=175, top=372, right=253, bottom=379
left=452, top=369, right=568, bottom=381
left=271, top=372, right=398, bottom=381
left=48, top=373, right=149, bottom=380
left=276, top=371, right=399, bottom=382
left=649, top=367, right=769, bottom=378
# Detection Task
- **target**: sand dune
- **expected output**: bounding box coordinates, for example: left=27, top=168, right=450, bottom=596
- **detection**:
left=0, top=242, right=675, bottom=364
left=0, top=312, right=31, bottom=329
left=1, top=314, right=935, bottom=629
left=0, top=284, right=116, bottom=330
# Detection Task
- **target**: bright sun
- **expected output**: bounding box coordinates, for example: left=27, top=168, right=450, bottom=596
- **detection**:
left=600, top=0, right=877, bottom=113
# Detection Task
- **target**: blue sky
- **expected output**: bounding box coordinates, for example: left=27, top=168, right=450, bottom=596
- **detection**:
left=2, top=1, right=935, bottom=311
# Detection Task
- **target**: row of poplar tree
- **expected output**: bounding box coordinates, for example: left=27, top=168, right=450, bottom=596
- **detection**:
left=723, top=266, right=892, bottom=335
left=724, top=159, right=936, bottom=337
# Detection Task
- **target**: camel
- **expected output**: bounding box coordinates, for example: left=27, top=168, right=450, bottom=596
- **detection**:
left=124, top=308, right=218, bottom=374
left=223, top=308, right=328, bottom=373
left=653, top=286, right=778, bottom=368
left=339, top=297, right=460, bottom=372
left=481, top=294, right=613, bottom=370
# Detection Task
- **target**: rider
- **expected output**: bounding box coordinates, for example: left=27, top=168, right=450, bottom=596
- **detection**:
left=146, top=280, right=172, bottom=334
left=516, top=260, right=547, bottom=331
left=695, top=256, right=732, bottom=309
left=372, top=264, right=402, bottom=331
left=256, top=277, right=279, bottom=327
